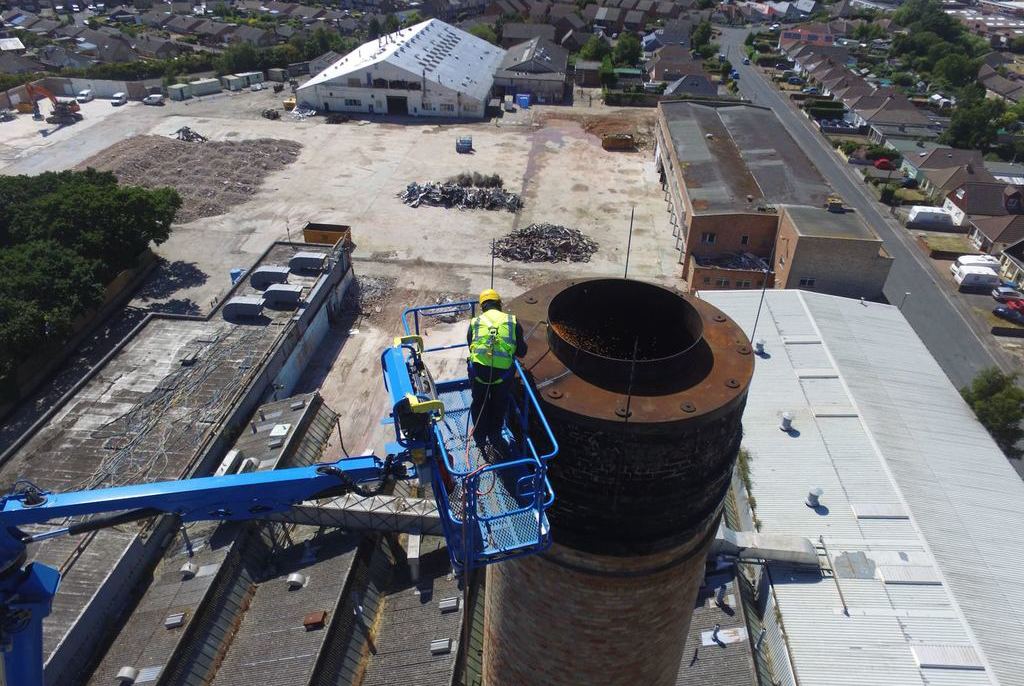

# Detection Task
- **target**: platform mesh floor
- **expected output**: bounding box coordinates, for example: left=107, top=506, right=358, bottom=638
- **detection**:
left=436, top=386, right=543, bottom=556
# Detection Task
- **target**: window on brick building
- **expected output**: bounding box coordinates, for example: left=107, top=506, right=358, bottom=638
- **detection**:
left=344, top=98, right=361, bottom=106
left=715, top=278, right=729, bottom=287
left=740, top=234, right=749, bottom=246
left=798, top=277, right=816, bottom=287
left=737, top=280, right=752, bottom=288
left=703, top=277, right=711, bottom=285
left=701, top=232, right=716, bottom=244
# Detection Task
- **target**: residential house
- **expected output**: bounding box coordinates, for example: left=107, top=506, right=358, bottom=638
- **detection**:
left=0, top=51, right=44, bottom=73
left=37, top=43, right=93, bottom=69
left=163, top=13, right=203, bottom=34
left=902, top=148, right=988, bottom=193
left=654, top=0, right=680, bottom=18
left=624, top=9, right=644, bottom=31
left=493, top=36, right=568, bottom=101
left=978, top=63, right=1024, bottom=103
left=592, top=6, right=623, bottom=31
left=996, top=236, right=1024, bottom=285
left=943, top=181, right=1024, bottom=226
left=664, top=72, right=717, bottom=97
left=107, top=7, right=140, bottom=24
left=290, top=4, right=326, bottom=22
left=132, top=34, right=185, bottom=58
left=487, top=0, right=528, bottom=16
left=969, top=215, right=1024, bottom=254
left=553, top=11, right=585, bottom=40
left=139, top=9, right=171, bottom=27
left=230, top=25, right=275, bottom=46
left=526, top=0, right=550, bottom=20
left=193, top=19, right=234, bottom=45
left=648, top=44, right=701, bottom=81
left=500, top=22, right=555, bottom=46
left=560, top=29, right=589, bottom=51
left=635, top=0, right=654, bottom=16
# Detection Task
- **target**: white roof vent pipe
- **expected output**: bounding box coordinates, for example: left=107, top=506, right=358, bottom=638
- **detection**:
left=806, top=487, right=824, bottom=508
left=287, top=573, right=308, bottom=590
left=754, top=338, right=766, bottom=356
left=779, top=412, right=794, bottom=432
left=180, top=561, right=198, bottom=580
left=116, top=666, right=139, bottom=684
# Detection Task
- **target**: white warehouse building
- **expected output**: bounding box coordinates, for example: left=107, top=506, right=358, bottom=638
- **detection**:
left=297, top=19, right=505, bottom=119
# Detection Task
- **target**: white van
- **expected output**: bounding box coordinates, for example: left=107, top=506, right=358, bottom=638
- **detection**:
left=951, top=255, right=1000, bottom=273
left=76, top=89, right=93, bottom=103
left=110, top=92, right=127, bottom=106
left=142, top=93, right=164, bottom=105
left=953, top=265, right=1001, bottom=291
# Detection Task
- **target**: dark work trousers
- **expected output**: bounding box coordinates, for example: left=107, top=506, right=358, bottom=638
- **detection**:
left=469, top=363, right=512, bottom=459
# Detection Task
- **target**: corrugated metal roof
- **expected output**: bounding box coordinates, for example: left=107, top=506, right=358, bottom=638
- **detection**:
left=703, top=290, right=1023, bottom=686
left=300, top=19, right=505, bottom=103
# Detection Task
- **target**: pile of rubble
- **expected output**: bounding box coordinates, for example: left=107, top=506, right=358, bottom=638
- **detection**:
left=344, top=275, right=395, bottom=320
left=77, top=135, right=302, bottom=223
left=493, top=224, right=598, bottom=263
left=426, top=293, right=472, bottom=323
left=399, top=182, right=523, bottom=212
left=172, top=127, right=207, bottom=142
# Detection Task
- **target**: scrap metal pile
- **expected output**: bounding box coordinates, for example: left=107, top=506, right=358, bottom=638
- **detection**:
left=172, top=126, right=207, bottom=143
left=493, top=224, right=598, bottom=263
left=399, top=182, right=523, bottom=212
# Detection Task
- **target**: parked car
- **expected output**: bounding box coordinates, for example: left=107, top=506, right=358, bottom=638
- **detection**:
left=742, top=57, right=750, bottom=65
left=250, top=83, right=264, bottom=92
left=142, top=94, right=164, bottom=106
left=76, top=89, right=93, bottom=103
left=802, top=87, right=819, bottom=94
left=993, top=306, right=1024, bottom=325
left=110, top=92, right=127, bottom=106
left=787, top=76, right=804, bottom=85
left=992, top=286, right=1023, bottom=302
left=775, top=62, right=789, bottom=70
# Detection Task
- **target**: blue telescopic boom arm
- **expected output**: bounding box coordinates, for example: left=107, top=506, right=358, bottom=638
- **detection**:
left=0, top=455, right=397, bottom=686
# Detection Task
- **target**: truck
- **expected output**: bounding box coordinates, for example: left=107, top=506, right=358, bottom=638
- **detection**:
left=953, top=265, right=1001, bottom=292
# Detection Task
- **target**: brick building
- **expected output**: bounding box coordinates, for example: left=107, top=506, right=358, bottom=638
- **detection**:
left=654, top=100, right=832, bottom=292
left=774, top=205, right=892, bottom=299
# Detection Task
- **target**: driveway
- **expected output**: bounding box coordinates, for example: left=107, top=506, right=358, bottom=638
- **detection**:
left=719, top=27, right=1011, bottom=390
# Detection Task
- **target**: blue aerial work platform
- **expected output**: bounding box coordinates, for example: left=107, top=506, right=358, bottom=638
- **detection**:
left=0, top=298, right=557, bottom=686
left=382, top=299, right=557, bottom=573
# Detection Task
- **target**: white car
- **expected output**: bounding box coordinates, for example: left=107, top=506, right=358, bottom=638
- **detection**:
left=76, top=89, right=93, bottom=103
left=110, top=92, right=127, bottom=106
left=142, top=94, right=165, bottom=105
left=250, top=83, right=264, bottom=92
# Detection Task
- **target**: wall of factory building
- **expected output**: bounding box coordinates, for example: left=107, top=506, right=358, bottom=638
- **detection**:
left=301, top=63, right=487, bottom=117
left=40, top=242, right=353, bottom=685
left=774, top=221, right=893, bottom=299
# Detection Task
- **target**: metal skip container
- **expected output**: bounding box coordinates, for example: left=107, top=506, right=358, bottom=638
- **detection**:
left=483, top=278, right=754, bottom=686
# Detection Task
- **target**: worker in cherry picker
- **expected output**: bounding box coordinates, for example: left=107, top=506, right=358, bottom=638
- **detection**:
left=467, top=288, right=528, bottom=460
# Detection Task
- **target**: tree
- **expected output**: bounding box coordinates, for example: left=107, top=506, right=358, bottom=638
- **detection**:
left=961, top=368, right=1024, bottom=458
left=613, top=33, right=641, bottom=67
left=933, top=53, right=978, bottom=88
left=1011, top=36, right=1024, bottom=54
left=368, top=16, right=382, bottom=39
left=599, top=55, right=617, bottom=87
left=384, top=13, right=400, bottom=34
left=401, top=10, right=422, bottom=28
left=469, top=23, right=499, bottom=45
left=942, top=97, right=1005, bottom=151
left=691, top=20, right=712, bottom=49
left=579, top=34, right=611, bottom=61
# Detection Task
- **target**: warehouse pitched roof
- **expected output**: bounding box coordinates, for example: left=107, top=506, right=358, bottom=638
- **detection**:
left=300, top=18, right=505, bottom=103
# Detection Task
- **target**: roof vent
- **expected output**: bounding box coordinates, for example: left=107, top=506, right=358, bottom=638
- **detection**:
left=116, top=666, right=139, bottom=684
left=287, top=573, right=308, bottom=590
left=779, top=412, right=794, bottom=432
left=180, top=562, right=198, bottom=580
left=805, top=487, right=823, bottom=508
left=430, top=638, right=453, bottom=655
left=304, top=610, right=328, bottom=630
left=164, top=612, right=186, bottom=629
left=439, top=597, right=460, bottom=613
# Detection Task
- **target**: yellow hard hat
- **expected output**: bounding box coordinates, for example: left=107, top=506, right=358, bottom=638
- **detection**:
left=479, top=288, right=501, bottom=305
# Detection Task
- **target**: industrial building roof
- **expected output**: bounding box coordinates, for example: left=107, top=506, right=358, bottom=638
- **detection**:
left=782, top=204, right=878, bottom=240
left=702, top=289, right=1024, bottom=686
left=659, top=101, right=831, bottom=214
left=675, top=572, right=757, bottom=685
left=0, top=242, right=343, bottom=673
left=300, top=18, right=505, bottom=104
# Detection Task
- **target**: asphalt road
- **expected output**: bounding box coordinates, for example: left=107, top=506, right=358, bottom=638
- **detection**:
left=719, top=28, right=1010, bottom=390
